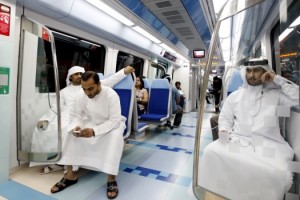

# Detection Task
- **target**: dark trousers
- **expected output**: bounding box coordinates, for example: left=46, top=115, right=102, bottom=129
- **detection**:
left=214, top=93, right=220, bottom=112
left=137, top=105, right=145, bottom=116
left=173, top=105, right=183, bottom=126
left=210, top=114, right=219, bottom=141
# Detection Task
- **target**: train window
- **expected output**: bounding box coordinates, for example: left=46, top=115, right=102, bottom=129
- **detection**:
left=272, top=0, right=300, bottom=85
left=35, top=38, right=55, bottom=93
left=50, top=30, right=106, bottom=90
left=116, top=51, right=144, bottom=77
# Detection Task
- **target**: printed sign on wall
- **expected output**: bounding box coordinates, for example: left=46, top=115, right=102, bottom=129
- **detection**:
left=0, top=3, right=11, bottom=36
left=0, top=67, right=9, bottom=94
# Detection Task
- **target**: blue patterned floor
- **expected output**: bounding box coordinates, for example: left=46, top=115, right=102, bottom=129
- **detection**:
left=0, top=181, right=56, bottom=200
left=1, top=111, right=214, bottom=200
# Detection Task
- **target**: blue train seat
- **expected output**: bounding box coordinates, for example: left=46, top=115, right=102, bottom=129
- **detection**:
left=113, top=74, right=135, bottom=139
left=227, top=70, right=243, bottom=96
left=139, top=79, right=171, bottom=125
left=131, top=99, right=149, bottom=138
left=143, top=78, right=150, bottom=93
left=130, top=76, right=149, bottom=138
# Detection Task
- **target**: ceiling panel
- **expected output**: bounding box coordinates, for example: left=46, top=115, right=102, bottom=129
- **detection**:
left=140, top=0, right=206, bottom=53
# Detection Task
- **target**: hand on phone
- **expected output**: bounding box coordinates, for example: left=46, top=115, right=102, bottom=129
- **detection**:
left=73, top=129, right=81, bottom=137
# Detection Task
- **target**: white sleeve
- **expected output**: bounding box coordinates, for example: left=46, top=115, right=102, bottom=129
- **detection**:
left=101, top=69, right=126, bottom=88
left=68, top=93, right=85, bottom=132
left=92, top=91, right=123, bottom=136
left=274, top=75, right=299, bottom=107
left=218, top=95, right=235, bottom=132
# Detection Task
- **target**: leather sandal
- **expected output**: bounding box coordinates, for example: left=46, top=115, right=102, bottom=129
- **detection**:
left=107, top=181, right=118, bottom=199
left=50, top=177, right=78, bottom=193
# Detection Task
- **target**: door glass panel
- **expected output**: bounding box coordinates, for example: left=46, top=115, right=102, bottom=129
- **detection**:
left=17, top=16, right=61, bottom=162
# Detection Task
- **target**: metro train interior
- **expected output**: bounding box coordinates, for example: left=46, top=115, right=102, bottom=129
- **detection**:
left=0, top=0, right=300, bottom=199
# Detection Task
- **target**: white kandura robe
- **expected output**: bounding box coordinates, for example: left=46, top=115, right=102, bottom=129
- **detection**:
left=219, top=71, right=299, bottom=142
left=30, top=69, right=127, bottom=166
left=199, top=69, right=299, bottom=200
left=57, top=86, right=126, bottom=175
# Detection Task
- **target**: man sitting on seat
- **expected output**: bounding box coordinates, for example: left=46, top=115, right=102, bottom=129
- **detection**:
left=51, top=71, right=125, bottom=199
left=162, top=74, right=183, bottom=128
left=219, top=58, right=299, bottom=142
left=200, top=58, right=299, bottom=200
left=30, top=66, right=134, bottom=174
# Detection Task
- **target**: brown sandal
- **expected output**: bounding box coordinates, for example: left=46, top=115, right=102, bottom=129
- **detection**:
left=107, top=181, right=118, bottom=199
left=50, top=178, right=78, bottom=193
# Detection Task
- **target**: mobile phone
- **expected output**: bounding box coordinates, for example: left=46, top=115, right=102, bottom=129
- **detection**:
left=73, top=130, right=81, bottom=133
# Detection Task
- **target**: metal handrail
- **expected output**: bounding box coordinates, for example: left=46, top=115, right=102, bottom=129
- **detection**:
left=192, top=0, right=266, bottom=199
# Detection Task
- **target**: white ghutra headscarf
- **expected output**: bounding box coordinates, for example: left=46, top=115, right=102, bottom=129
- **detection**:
left=66, top=66, right=85, bottom=85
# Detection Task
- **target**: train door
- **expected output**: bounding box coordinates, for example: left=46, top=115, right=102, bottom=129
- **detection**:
left=190, top=67, right=199, bottom=110
left=17, top=16, right=61, bottom=163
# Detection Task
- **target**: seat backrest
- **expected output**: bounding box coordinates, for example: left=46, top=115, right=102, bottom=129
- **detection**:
left=113, top=74, right=135, bottom=138
left=131, top=95, right=149, bottom=137
left=227, top=70, right=243, bottom=96
left=148, top=79, right=171, bottom=115
left=143, top=78, right=150, bottom=93
left=98, top=73, right=104, bottom=80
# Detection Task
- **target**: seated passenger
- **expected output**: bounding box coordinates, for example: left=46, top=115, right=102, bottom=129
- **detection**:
left=219, top=58, right=298, bottom=142
left=51, top=71, right=125, bottom=199
left=30, top=66, right=134, bottom=174
left=135, top=76, right=149, bottom=116
left=212, top=76, right=222, bottom=113
left=163, top=74, right=183, bottom=128
left=199, top=58, right=299, bottom=200
left=175, top=81, right=186, bottom=108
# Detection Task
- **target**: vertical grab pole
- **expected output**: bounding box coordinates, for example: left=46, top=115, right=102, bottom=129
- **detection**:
left=192, top=18, right=222, bottom=199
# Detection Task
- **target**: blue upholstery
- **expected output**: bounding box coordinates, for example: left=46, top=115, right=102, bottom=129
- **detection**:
left=132, top=98, right=149, bottom=137
left=131, top=76, right=149, bottom=137
left=143, top=78, right=150, bottom=93
left=113, top=74, right=135, bottom=138
left=137, top=122, right=148, bottom=130
left=227, top=70, right=243, bottom=96
left=139, top=79, right=171, bottom=124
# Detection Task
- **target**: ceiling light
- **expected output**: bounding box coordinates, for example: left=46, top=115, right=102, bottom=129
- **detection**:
left=131, top=26, right=161, bottom=44
left=279, top=28, right=293, bottom=42
left=159, top=43, right=176, bottom=54
left=279, top=16, right=300, bottom=42
left=290, top=16, right=300, bottom=27
left=86, top=0, right=135, bottom=27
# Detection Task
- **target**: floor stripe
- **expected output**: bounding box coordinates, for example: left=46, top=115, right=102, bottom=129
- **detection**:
left=181, top=125, right=197, bottom=128
left=120, top=163, right=192, bottom=187
left=127, top=140, right=193, bottom=155
left=170, top=132, right=195, bottom=138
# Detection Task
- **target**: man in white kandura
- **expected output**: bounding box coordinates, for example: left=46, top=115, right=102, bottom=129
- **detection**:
left=31, top=66, right=134, bottom=174
left=51, top=71, right=125, bottom=199
left=199, top=58, right=299, bottom=200
left=219, top=58, right=299, bottom=143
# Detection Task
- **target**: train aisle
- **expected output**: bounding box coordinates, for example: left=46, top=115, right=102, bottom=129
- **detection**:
left=1, top=108, right=215, bottom=200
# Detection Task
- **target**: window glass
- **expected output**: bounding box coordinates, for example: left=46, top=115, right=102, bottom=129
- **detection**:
left=116, top=51, right=144, bottom=77
left=272, top=0, right=300, bottom=85
left=47, top=30, right=106, bottom=90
